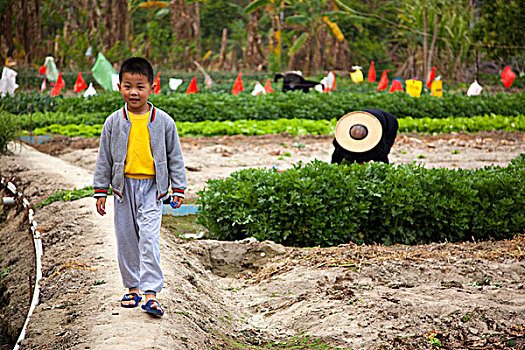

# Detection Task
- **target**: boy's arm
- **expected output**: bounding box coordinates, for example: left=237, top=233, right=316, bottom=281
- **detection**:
left=165, top=119, right=187, bottom=198
left=93, top=119, right=113, bottom=198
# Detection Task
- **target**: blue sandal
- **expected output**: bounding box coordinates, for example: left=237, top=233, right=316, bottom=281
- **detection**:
left=120, top=292, right=142, bottom=308
left=141, top=299, right=164, bottom=317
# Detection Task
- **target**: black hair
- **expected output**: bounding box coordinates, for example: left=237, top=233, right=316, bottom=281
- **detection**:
left=119, top=57, right=154, bottom=85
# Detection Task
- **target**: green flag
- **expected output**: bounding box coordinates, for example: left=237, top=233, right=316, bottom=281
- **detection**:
left=44, top=56, right=59, bottom=82
left=92, top=52, right=117, bottom=91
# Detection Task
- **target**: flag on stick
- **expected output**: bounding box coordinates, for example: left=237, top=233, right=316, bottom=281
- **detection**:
left=44, top=57, right=58, bottom=82
left=264, top=78, right=274, bottom=93
left=73, top=72, right=88, bottom=93
left=92, top=52, right=117, bottom=91
left=377, top=70, right=389, bottom=91
left=327, top=71, right=336, bottom=90
left=51, top=72, right=65, bottom=97
left=186, top=76, right=199, bottom=94
left=501, top=66, right=516, bottom=88
left=367, top=61, right=376, bottom=82
left=467, top=80, right=482, bottom=96
left=389, top=79, right=403, bottom=93
left=426, top=67, right=437, bottom=89
left=252, top=81, right=266, bottom=96
left=153, top=71, right=161, bottom=94
left=231, top=73, right=244, bottom=95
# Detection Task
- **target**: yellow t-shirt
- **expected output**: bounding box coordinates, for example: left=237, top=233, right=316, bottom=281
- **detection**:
left=124, top=111, right=155, bottom=179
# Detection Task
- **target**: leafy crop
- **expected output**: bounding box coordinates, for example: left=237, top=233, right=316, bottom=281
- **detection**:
left=196, top=155, right=525, bottom=247
left=2, top=90, right=524, bottom=121
left=36, top=186, right=113, bottom=208
left=26, top=114, right=525, bottom=139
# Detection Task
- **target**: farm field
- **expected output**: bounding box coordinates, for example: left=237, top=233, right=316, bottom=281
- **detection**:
left=0, top=131, right=524, bottom=349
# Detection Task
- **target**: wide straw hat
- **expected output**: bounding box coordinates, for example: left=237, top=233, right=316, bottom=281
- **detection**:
left=334, top=111, right=383, bottom=153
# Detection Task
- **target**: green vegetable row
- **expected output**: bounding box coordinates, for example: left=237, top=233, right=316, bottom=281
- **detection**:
left=196, top=155, right=525, bottom=247
left=28, top=114, right=525, bottom=138
left=3, top=90, right=524, bottom=120
left=35, top=186, right=114, bottom=208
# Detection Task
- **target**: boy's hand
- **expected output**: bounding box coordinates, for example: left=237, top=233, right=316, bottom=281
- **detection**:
left=170, top=196, right=184, bottom=209
left=96, top=197, right=106, bottom=216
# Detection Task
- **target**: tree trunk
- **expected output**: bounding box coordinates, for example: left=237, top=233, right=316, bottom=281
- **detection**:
left=218, top=28, right=228, bottom=70
left=10, top=0, right=41, bottom=64
left=192, top=2, right=201, bottom=59
left=170, top=0, right=201, bottom=69
left=245, top=10, right=265, bottom=70
left=113, top=0, right=129, bottom=46
left=102, top=0, right=114, bottom=50
left=0, top=1, right=15, bottom=61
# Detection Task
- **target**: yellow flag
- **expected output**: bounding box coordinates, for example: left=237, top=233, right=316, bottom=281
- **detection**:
left=431, top=80, right=443, bottom=97
left=406, top=79, right=423, bottom=98
left=350, top=69, right=364, bottom=83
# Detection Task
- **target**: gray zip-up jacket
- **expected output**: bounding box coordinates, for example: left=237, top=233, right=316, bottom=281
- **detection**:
left=93, top=102, right=186, bottom=202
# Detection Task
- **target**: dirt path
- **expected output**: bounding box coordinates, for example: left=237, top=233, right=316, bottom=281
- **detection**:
left=1, top=133, right=524, bottom=349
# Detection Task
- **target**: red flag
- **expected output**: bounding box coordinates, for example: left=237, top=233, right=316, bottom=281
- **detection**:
left=377, top=70, right=389, bottom=91
left=153, top=71, right=161, bottom=94
left=231, top=73, right=244, bottom=95
left=501, top=66, right=516, bottom=88
left=389, top=79, right=403, bottom=93
left=41, top=78, right=47, bottom=92
left=264, top=78, right=274, bottom=93
left=51, top=73, right=65, bottom=97
left=186, top=76, right=199, bottom=95
left=73, top=72, right=88, bottom=93
left=367, top=61, right=376, bottom=82
left=39, top=64, right=46, bottom=75
left=426, top=67, right=437, bottom=89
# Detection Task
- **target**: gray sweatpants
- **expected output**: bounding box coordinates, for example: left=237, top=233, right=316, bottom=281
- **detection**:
left=114, top=177, right=164, bottom=294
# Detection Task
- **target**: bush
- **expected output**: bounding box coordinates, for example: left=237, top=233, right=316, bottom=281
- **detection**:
left=196, top=156, right=525, bottom=247
left=0, top=110, right=19, bottom=154
left=2, top=90, right=525, bottom=121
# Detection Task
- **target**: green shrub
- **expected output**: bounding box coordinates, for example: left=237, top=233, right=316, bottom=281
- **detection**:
left=0, top=109, right=20, bottom=154
left=3, top=90, right=525, bottom=121
left=196, top=155, right=525, bottom=247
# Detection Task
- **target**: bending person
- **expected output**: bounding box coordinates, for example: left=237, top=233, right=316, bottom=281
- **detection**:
left=331, top=109, right=398, bottom=165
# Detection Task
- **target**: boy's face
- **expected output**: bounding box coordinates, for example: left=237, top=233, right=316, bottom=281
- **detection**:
left=118, top=72, right=154, bottom=114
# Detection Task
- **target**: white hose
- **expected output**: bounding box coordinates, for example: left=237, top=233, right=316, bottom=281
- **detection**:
left=0, top=178, right=42, bottom=350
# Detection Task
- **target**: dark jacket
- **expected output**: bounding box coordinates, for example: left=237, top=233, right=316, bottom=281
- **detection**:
left=331, top=109, right=398, bottom=165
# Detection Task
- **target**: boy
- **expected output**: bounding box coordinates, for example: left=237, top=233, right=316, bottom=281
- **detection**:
left=93, top=57, right=186, bottom=317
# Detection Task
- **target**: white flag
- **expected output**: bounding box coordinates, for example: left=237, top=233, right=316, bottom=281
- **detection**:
left=327, top=71, right=335, bottom=90
left=251, top=81, right=266, bottom=96
left=169, top=78, right=183, bottom=91
left=467, top=80, right=482, bottom=96
left=0, top=67, right=19, bottom=97
left=84, top=83, right=97, bottom=98
left=111, top=74, right=120, bottom=91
